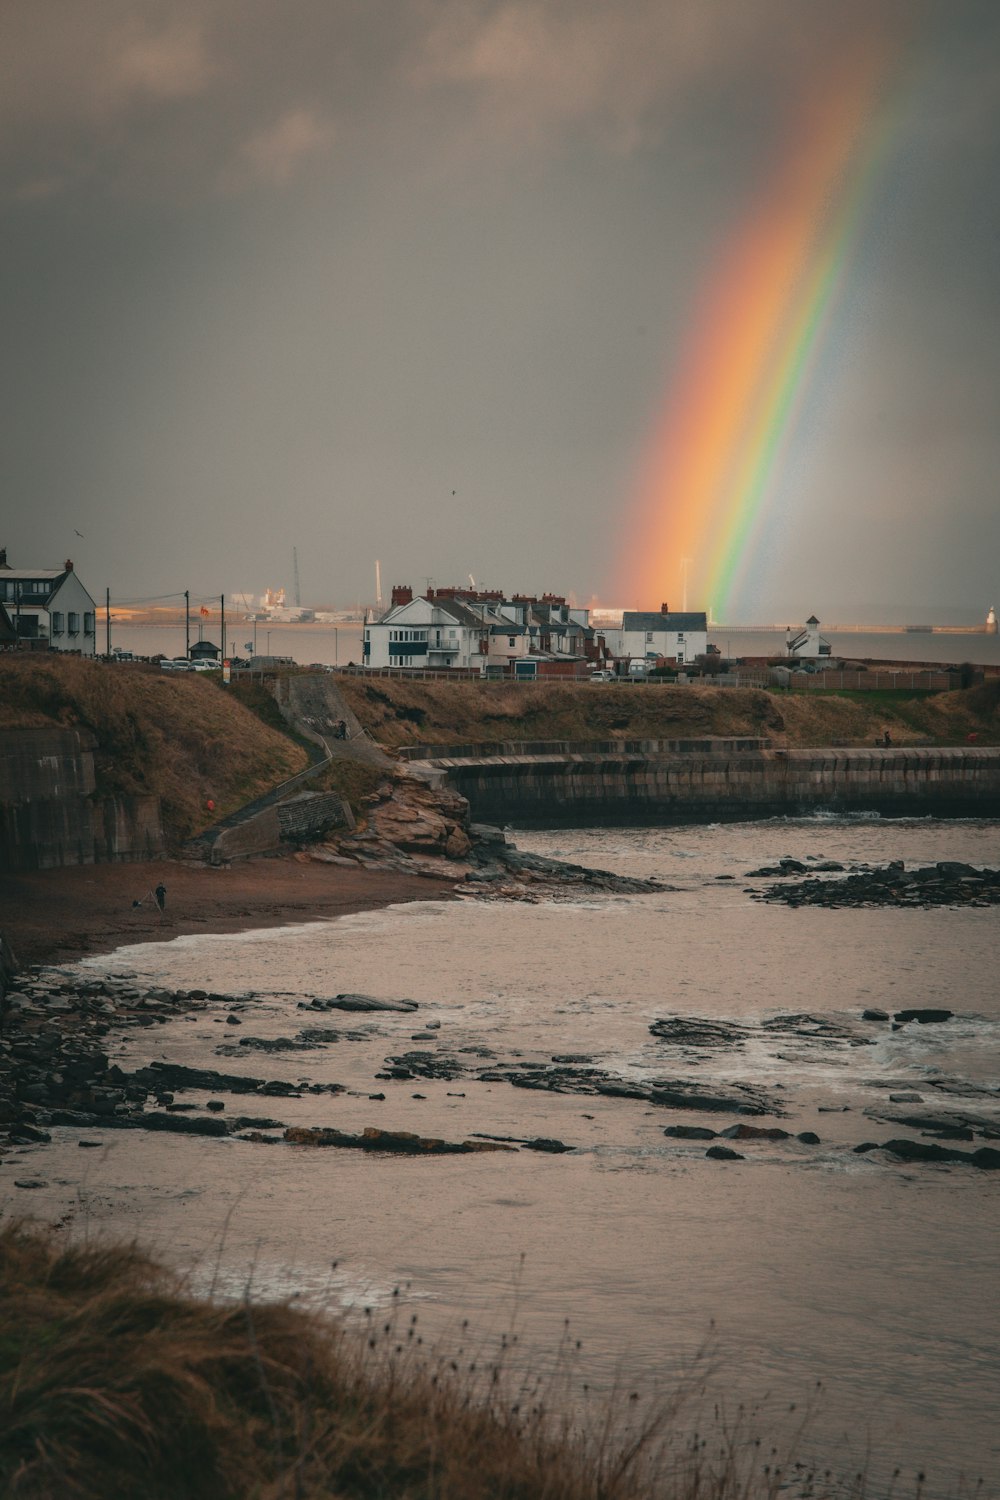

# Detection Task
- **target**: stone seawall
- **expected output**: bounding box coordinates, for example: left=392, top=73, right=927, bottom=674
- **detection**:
left=0, top=728, right=164, bottom=870
left=433, top=746, right=1000, bottom=826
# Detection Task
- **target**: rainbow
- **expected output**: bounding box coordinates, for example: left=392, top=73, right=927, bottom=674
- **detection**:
left=614, top=31, right=907, bottom=619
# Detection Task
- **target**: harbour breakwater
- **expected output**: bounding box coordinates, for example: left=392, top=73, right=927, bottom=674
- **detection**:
left=410, top=741, right=1000, bottom=825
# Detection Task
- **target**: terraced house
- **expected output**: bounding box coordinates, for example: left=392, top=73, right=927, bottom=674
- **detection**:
left=0, top=549, right=97, bottom=655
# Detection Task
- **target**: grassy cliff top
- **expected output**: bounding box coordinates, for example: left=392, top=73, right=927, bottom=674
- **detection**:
left=0, top=657, right=307, bottom=843
left=336, top=675, right=1000, bottom=751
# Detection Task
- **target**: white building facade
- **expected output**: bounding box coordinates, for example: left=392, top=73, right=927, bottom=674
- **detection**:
left=786, top=616, right=831, bottom=658
left=612, top=609, right=708, bottom=666
left=0, top=553, right=98, bottom=655
left=364, top=595, right=492, bottom=670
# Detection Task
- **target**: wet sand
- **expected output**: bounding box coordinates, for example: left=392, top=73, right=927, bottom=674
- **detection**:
left=0, top=856, right=458, bottom=968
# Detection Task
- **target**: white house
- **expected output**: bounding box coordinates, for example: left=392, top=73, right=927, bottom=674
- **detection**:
left=363, top=586, right=602, bottom=673
left=612, top=607, right=708, bottom=666
left=786, top=615, right=831, bottom=659
left=364, top=588, right=505, bottom=670
left=0, top=550, right=98, bottom=655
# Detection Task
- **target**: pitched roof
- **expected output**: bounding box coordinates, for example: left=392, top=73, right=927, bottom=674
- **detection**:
left=621, top=611, right=707, bottom=631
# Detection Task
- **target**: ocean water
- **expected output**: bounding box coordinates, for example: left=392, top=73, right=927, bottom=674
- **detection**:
left=107, top=620, right=1000, bottom=668
left=9, top=817, right=1000, bottom=1493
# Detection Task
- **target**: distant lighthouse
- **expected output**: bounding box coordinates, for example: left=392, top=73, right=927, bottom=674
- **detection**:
left=987, top=606, right=998, bottom=635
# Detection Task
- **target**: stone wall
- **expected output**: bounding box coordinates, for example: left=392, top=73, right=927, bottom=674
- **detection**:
left=399, top=736, right=771, bottom=761
left=0, top=728, right=163, bottom=870
left=435, top=746, right=1000, bottom=826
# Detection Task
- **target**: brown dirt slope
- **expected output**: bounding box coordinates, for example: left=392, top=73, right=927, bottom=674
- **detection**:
left=336, top=676, right=1000, bottom=751
left=0, top=657, right=307, bottom=842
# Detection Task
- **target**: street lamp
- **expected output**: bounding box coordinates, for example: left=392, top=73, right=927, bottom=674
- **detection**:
left=333, top=626, right=338, bottom=667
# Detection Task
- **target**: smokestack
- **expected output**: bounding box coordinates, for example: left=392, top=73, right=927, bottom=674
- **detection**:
left=660, top=601, right=670, bottom=613
left=391, top=584, right=413, bottom=607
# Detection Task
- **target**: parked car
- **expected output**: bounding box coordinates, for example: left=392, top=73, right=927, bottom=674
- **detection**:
left=188, top=659, right=220, bottom=672
left=159, top=657, right=191, bottom=671
left=589, top=669, right=616, bottom=682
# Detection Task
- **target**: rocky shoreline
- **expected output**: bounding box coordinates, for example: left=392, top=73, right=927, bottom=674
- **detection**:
left=4, top=957, right=1000, bottom=1177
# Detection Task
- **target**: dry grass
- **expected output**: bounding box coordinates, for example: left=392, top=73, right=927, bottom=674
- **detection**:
left=1, top=1222, right=982, bottom=1500
left=334, top=677, right=1000, bottom=752
left=0, top=1221, right=793, bottom=1500
left=0, top=657, right=307, bottom=843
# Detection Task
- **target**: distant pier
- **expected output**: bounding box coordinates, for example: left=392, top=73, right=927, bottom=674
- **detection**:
left=709, top=622, right=988, bottom=635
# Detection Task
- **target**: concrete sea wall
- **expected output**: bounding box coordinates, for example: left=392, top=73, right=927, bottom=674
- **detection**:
left=0, top=728, right=163, bottom=870
left=431, top=745, right=1000, bottom=826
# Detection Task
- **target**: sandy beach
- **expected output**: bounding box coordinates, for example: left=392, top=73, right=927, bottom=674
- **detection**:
left=0, top=856, right=458, bottom=969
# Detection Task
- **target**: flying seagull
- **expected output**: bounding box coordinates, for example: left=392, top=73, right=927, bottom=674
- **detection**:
left=74, top=530, right=84, bottom=537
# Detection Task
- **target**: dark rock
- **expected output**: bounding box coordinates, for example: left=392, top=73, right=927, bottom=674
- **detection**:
left=862, top=1008, right=889, bottom=1022
left=893, top=1009, right=953, bottom=1025
left=78, top=1140, right=104, bottom=1148
left=284, top=1125, right=514, bottom=1155
left=705, top=1146, right=744, bottom=1161
left=205, top=1100, right=225, bottom=1112
left=796, top=1132, right=821, bottom=1145
left=720, top=1124, right=790, bottom=1141
left=648, top=1081, right=780, bottom=1116
left=649, top=1017, right=750, bottom=1050
left=313, top=994, right=419, bottom=1013
left=14, top=1179, right=48, bottom=1189
left=226, top=1015, right=242, bottom=1026
left=134, top=1112, right=230, bottom=1137
left=663, top=1125, right=717, bottom=1140
left=522, top=1137, right=572, bottom=1153
left=236, top=1036, right=316, bottom=1052
left=384, top=1052, right=465, bottom=1081
left=853, top=1142, right=879, bottom=1153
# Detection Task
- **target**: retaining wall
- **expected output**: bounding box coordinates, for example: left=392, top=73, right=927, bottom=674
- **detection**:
left=432, top=745, right=1000, bottom=825
left=0, top=728, right=164, bottom=869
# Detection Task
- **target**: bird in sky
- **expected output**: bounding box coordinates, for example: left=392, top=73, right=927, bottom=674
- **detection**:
left=74, top=530, right=84, bottom=537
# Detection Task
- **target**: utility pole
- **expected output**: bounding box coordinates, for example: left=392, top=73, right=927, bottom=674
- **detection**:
left=184, top=591, right=190, bottom=658
left=220, top=594, right=225, bottom=662
left=293, top=547, right=301, bottom=607
left=105, top=587, right=111, bottom=656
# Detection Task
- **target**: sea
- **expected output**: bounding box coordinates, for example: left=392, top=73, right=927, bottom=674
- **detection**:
left=107, top=620, right=1000, bottom=669
left=13, top=816, right=1000, bottom=1495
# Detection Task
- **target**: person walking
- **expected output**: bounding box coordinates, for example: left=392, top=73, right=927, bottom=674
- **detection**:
left=155, top=882, right=166, bottom=911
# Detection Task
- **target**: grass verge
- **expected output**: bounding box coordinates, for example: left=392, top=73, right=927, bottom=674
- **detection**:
left=0, top=1220, right=919, bottom=1500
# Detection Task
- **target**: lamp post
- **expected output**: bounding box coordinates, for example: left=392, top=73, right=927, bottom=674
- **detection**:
left=333, top=626, right=338, bottom=667
left=266, top=629, right=273, bottom=655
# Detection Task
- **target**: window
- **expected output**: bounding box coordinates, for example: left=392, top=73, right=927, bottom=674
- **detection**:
left=646, top=631, right=653, bottom=643
left=51, top=611, right=64, bottom=634
left=68, top=611, right=80, bottom=634
left=508, top=637, right=515, bottom=647
left=84, top=612, right=95, bottom=635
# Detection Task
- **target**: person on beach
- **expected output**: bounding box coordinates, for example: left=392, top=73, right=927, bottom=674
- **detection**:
left=155, top=882, right=166, bottom=911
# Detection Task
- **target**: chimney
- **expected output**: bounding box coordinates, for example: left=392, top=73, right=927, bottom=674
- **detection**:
left=660, top=601, right=670, bottom=613
left=65, top=558, right=74, bottom=572
left=0, top=548, right=7, bottom=568
left=391, top=584, right=413, bottom=607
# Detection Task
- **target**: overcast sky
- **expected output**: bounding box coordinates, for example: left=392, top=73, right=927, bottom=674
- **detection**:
left=2, top=0, right=998, bottom=620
